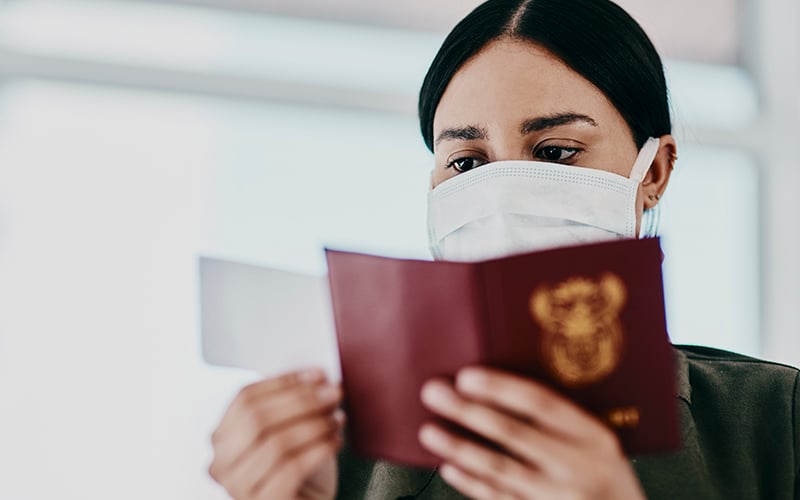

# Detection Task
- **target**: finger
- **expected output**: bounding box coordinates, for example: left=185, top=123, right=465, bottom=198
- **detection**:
left=214, top=369, right=326, bottom=437
left=212, top=381, right=342, bottom=474
left=455, top=367, right=612, bottom=443
left=439, top=464, right=524, bottom=500
left=421, top=379, right=576, bottom=473
left=253, top=435, right=342, bottom=500
left=226, top=410, right=345, bottom=498
left=419, top=423, right=553, bottom=499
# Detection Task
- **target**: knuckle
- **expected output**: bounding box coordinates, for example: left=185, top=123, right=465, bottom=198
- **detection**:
left=244, top=407, right=271, bottom=435
left=530, top=389, right=557, bottom=414
left=459, top=404, right=481, bottom=426
left=280, top=457, right=304, bottom=482
left=207, top=461, right=219, bottom=481
left=495, top=414, right=524, bottom=439
left=462, top=404, right=522, bottom=443
left=598, top=430, right=622, bottom=455
left=594, top=467, right=615, bottom=492
left=485, top=451, right=512, bottom=475
left=306, top=417, right=331, bottom=440
left=578, top=462, right=619, bottom=499
left=209, top=428, right=221, bottom=446
left=263, top=432, right=289, bottom=457
left=463, top=396, right=496, bottom=422
left=238, top=382, right=262, bottom=405
left=297, top=385, right=320, bottom=408
left=472, top=479, right=498, bottom=500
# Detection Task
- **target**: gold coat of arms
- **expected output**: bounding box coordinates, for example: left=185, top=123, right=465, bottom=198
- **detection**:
left=530, top=273, right=627, bottom=387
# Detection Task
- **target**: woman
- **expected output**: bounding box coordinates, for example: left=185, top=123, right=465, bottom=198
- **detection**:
left=208, top=0, right=800, bottom=498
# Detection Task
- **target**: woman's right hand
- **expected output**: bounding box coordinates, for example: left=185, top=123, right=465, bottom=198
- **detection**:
left=208, top=369, right=344, bottom=500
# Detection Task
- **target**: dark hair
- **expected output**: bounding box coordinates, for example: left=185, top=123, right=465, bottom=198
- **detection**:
left=418, top=0, right=671, bottom=152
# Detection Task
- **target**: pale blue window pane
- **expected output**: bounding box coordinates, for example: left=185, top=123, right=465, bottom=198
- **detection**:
left=659, top=147, right=760, bottom=355
left=0, top=2, right=756, bottom=130
left=201, top=101, right=433, bottom=274
left=0, top=1, right=444, bottom=96
left=666, top=61, right=758, bottom=130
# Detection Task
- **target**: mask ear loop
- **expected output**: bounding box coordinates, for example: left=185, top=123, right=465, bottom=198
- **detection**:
left=629, top=137, right=661, bottom=183
left=427, top=169, right=444, bottom=259
left=629, top=138, right=662, bottom=239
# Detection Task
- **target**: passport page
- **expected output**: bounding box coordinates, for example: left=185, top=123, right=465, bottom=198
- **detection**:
left=198, top=257, right=341, bottom=381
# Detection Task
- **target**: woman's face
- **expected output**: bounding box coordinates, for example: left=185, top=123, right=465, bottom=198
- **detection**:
left=431, top=38, right=671, bottom=233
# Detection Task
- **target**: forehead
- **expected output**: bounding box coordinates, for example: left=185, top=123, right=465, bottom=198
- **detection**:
left=433, top=39, right=620, bottom=135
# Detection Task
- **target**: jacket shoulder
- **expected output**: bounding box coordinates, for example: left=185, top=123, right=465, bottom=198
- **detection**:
left=675, top=344, right=799, bottom=405
left=674, top=344, right=800, bottom=498
left=676, top=344, right=799, bottom=375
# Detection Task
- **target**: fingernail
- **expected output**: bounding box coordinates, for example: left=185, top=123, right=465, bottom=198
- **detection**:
left=299, top=369, right=325, bottom=383
left=456, top=368, right=486, bottom=392
left=316, top=384, right=339, bottom=403
left=420, top=381, right=455, bottom=408
left=418, top=424, right=448, bottom=450
left=332, top=408, right=346, bottom=426
left=439, top=463, right=463, bottom=483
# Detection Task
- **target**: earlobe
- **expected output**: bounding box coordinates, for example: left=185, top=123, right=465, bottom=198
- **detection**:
left=642, top=134, right=676, bottom=209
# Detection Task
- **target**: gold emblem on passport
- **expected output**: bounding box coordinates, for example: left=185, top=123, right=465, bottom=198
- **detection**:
left=605, top=406, right=641, bottom=429
left=530, top=273, right=627, bottom=387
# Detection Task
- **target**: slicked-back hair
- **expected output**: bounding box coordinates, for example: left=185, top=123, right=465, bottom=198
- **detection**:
left=418, top=0, right=671, bottom=152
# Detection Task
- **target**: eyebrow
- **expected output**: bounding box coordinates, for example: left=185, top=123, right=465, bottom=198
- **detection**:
left=434, top=125, right=489, bottom=147
left=434, top=113, right=597, bottom=148
left=520, top=113, right=597, bottom=134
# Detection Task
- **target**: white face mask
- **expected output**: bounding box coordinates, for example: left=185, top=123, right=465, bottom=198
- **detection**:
left=427, top=137, right=661, bottom=262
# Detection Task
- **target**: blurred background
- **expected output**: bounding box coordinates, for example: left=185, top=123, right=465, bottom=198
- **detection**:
left=0, top=0, right=797, bottom=498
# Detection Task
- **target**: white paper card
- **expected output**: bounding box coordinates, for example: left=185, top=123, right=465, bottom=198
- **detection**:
left=199, top=257, right=341, bottom=381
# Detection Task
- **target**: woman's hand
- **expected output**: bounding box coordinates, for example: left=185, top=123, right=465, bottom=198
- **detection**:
left=419, top=367, right=646, bottom=500
left=209, top=369, right=344, bottom=500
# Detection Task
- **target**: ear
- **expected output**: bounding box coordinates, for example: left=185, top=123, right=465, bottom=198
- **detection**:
left=642, top=134, right=677, bottom=209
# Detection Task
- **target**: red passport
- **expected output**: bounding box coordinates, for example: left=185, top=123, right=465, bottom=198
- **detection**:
left=325, top=238, right=680, bottom=468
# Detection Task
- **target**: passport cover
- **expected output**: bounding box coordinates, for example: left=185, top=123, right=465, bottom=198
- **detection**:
left=325, top=238, right=679, bottom=468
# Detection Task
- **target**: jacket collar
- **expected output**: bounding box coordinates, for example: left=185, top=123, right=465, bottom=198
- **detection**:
left=674, top=347, right=692, bottom=405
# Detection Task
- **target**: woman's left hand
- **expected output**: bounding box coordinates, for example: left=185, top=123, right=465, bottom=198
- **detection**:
left=419, top=367, right=646, bottom=500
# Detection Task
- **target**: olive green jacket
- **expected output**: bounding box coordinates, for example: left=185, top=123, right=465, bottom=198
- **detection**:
left=337, top=346, right=800, bottom=500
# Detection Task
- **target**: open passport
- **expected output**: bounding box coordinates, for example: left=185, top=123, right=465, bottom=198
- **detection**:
left=200, top=238, right=680, bottom=468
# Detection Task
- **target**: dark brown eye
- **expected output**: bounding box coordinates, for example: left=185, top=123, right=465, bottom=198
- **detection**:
left=536, top=146, right=580, bottom=162
left=447, top=157, right=487, bottom=173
